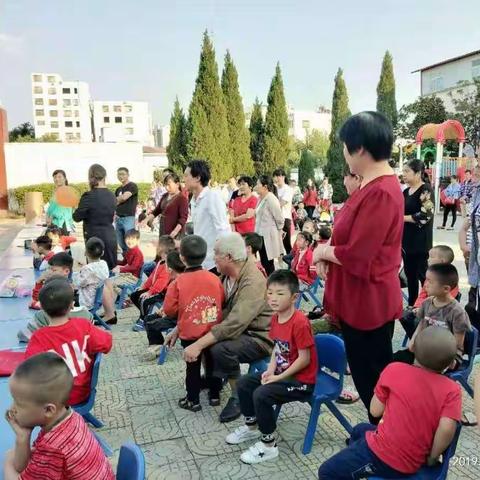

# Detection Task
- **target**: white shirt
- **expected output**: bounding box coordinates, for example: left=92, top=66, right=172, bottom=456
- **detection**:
left=190, top=186, right=231, bottom=271
left=277, top=184, right=293, bottom=220
left=72, top=260, right=109, bottom=310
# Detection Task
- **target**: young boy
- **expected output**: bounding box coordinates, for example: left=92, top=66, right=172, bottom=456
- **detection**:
left=295, top=202, right=308, bottom=230
left=225, top=270, right=317, bottom=464
left=244, top=232, right=267, bottom=277
left=112, top=229, right=144, bottom=294
left=291, top=231, right=316, bottom=286
left=45, top=226, right=65, bottom=254
left=319, top=326, right=462, bottom=478
left=318, top=226, right=332, bottom=244
left=25, top=277, right=112, bottom=405
left=4, top=352, right=114, bottom=479
left=32, top=235, right=54, bottom=271
left=164, top=235, right=224, bottom=412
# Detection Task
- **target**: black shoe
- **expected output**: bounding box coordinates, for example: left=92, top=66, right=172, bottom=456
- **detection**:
left=178, top=397, right=202, bottom=412
left=219, top=397, right=241, bottom=423
left=209, top=397, right=221, bottom=407
left=105, top=314, right=117, bottom=325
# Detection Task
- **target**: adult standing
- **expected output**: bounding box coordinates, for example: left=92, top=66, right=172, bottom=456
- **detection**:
left=460, top=169, right=474, bottom=217
left=319, top=176, right=333, bottom=211
left=303, top=179, right=318, bottom=219
left=150, top=167, right=174, bottom=207
left=46, top=169, right=74, bottom=235
left=255, top=175, right=284, bottom=276
left=439, top=175, right=461, bottom=230
left=402, top=159, right=434, bottom=306
left=273, top=168, right=293, bottom=254
left=229, top=176, right=257, bottom=234
left=313, top=112, right=404, bottom=423
left=115, top=167, right=138, bottom=254
left=184, top=159, right=231, bottom=273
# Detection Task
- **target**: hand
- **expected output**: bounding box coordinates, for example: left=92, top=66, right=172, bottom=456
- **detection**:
left=140, top=292, right=151, bottom=300
left=112, top=266, right=120, bottom=274
left=261, top=369, right=275, bottom=384
left=426, top=455, right=439, bottom=467
left=262, top=373, right=281, bottom=384
left=461, top=245, right=471, bottom=256
left=183, top=343, right=202, bottom=363
left=5, top=410, right=32, bottom=440
left=165, top=329, right=179, bottom=348
left=316, top=260, right=329, bottom=280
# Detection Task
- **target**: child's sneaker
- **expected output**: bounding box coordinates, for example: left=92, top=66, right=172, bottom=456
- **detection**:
left=240, top=441, right=278, bottom=464
left=132, top=319, right=145, bottom=332
left=226, top=425, right=260, bottom=445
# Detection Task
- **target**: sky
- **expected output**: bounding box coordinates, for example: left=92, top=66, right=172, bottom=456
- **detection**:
left=1, top=0, right=480, bottom=129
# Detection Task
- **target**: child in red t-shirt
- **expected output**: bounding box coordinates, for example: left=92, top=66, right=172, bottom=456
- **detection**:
left=225, top=270, right=317, bottom=464
left=164, top=235, right=224, bottom=412
left=319, top=326, right=462, bottom=478
left=4, top=352, right=114, bottom=479
left=32, top=235, right=55, bottom=271
left=25, top=277, right=112, bottom=406
left=291, top=231, right=316, bottom=286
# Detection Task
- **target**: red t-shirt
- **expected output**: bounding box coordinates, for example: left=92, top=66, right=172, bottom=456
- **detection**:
left=25, top=318, right=113, bottom=405
left=142, top=261, right=170, bottom=295
left=20, top=411, right=114, bottom=480
left=323, top=175, right=404, bottom=330
left=118, top=245, right=144, bottom=277
left=366, top=362, right=462, bottom=474
left=269, top=310, right=317, bottom=384
left=232, top=195, right=258, bottom=234
left=292, top=248, right=316, bottom=285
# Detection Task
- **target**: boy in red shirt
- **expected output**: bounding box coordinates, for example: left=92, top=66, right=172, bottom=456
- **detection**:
left=291, top=231, right=316, bottom=286
left=112, top=229, right=144, bottom=294
left=225, top=270, right=317, bottom=464
left=319, top=326, right=462, bottom=478
left=25, top=277, right=112, bottom=405
left=4, top=352, right=114, bottom=480
left=164, top=235, right=224, bottom=412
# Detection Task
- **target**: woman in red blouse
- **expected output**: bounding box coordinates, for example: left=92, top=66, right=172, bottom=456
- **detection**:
left=313, top=112, right=404, bottom=423
left=303, top=178, right=318, bottom=219
left=229, top=176, right=258, bottom=234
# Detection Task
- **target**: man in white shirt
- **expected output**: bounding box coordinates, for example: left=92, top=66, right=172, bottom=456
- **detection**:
left=184, top=160, right=231, bottom=273
left=273, top=168, right=293, bottom=254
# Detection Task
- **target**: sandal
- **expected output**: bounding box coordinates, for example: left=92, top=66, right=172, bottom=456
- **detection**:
left=336, top=389, right=359, bottom=405
left=178, top=397, right=202, bottom=412
left=461, top=411, right=478, bottom=427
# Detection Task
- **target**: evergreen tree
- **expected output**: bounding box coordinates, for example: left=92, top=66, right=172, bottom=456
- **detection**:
left=263, top=63, right=289, bottom=174
left=376, top=51, right=397, bottom=127
left=249, top=98, right=265, bottom=174
left=298, top=149, right=316, bottom=190
left=187, top=31, right=233, bottom=180
left=221, top=51, right=254, bottom=176
left=325, top=68, right=351, bottom=203
left=167, top=97, right=188, bottom=172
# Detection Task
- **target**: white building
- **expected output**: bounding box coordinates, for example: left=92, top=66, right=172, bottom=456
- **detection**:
left=153, top=124, right=170, bottom=148
left=92, top=101, right=154, bottom=146
left=413, top=49, right=480, bottom=111
left=288, top=106, right=331, bottom=141
left=31, top=73, right=93, bottom=143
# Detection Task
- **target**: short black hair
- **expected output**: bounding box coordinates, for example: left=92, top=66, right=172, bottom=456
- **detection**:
left=166, top=250, right=186, bottom=273
left=238, top=176, right=254, bottom=189
left=319, top=226, right=332, bottom=241
left=339, top=111, right=393, bottom=161
left=187, top=160, right=211, bottom=187
left=465, top=169, right=472, bottom=174
left=45, top=226, right=62, bottom=237
left=158, top=235, right=176, bottom=252
left=257, top=175, right=278, bottom=196
left=272, top=168, right=287, bottom=178
left=297, top=231, right=313, bottom=245
left=163, top=173, right=181, bottom=186
left=244, top=232, right=263, bottom=255
left=125, top=229, right=140, bottom=240
left=428, top=263, right=459, bottom=289
left=48, top=252, right=73, bottom=272
left=39, top=277, right=74, bottom=317
left=85, top=236, right=104, bottom=260
left=431, top=245, right=454, bottom=264
left=267, top=269, right=299, bottom=294
left=117, top=167, right=129, bottom=174
left=451, top=175, right=457, bottom=180
left=180, top=235, right=207, bottom=267
left=52, top=169, right=68, bottom=185
left=35, top=235, right=52, bottom=250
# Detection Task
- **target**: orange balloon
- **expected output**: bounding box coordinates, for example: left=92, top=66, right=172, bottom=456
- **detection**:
left=55, top=185, right=80, bottom=208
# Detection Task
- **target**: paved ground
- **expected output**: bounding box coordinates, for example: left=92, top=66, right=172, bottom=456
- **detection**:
left=2, top=217, right=479, bottom=478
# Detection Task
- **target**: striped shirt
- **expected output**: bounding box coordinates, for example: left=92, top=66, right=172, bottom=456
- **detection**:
left=20, top=411, right=114, bottom=480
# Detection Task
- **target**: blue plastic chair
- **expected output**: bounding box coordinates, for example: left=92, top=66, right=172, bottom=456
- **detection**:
left=276, top=334, right=353, bottom=454
left=89, top=283, right=111, bottom=330
left=295, top=277, right=323, bottom=309
left=247, top=357, right=271, bottom=374
left=370, top=422, right=462, bottom=480
left=116, top=442, right=146, bottom=480
left=116, top=264, right=147, bottom=310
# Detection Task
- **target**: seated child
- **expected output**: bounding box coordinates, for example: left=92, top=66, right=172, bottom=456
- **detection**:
left=244, top=232, right=267, bottom=277
left=318, top=225, right=331, bottom=244
left=72, top=237, right=110, bottom=311
left=32, top=235, right=54, bottom=271
left=112, top=229, right=144, bottom=294
left=25, top=277, right=112, bottom=405
left=283, top=220, right=318, bottom=269
left=46, top=225, right=76, bottom=252
left=4, top=352, right=114, bottom=479
left=225, top=270, right=317, bottom=464
left=394, top=263, right=471, bottom=370
left=295, top=202, right=308, bottom=230
left=291, top=231, right=316, bottom=286
left=164, top=235, right=224, bottom=412
left=319, top=326, right=462, bottom=478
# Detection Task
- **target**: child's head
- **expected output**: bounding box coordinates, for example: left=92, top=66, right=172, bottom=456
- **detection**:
left=414, top=326, right=457, bottom=373
left=302, top=219, right=317, bottom=235
left=166, top=250, right=186, bottom=278
left=266, top=269, right=299, bottom=313
left=157, top=235, right=176, bottom=260
left=125, top=229, right=140, bottom=249
left=9, top=352, right=73, bottom=428
left=298, top=202, right=305, bottom=210
left=35, top=235, right=52, bottom=255
left=85, top=236, right=104, bottom=262
left=318, top=226, right=332, bottom=241
left=45, top=226, right=62, bottom=246
left=180, top=235, right=207, bottom=268
left=39, top=277, right=74, bottom=318
left=425, top=263, right=458, bottom=298
left=48, top=252, right=73, bottom=276
left=296, top=231, right=313, bottom=250
left=428, top=245, right=454, bottom=266
left=244, top=232, right=263, bottom=257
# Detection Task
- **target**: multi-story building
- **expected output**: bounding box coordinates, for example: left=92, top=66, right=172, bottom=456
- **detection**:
left=31, top=73, right=93, bottom=142
left=153, top=124, right=170, bottom=148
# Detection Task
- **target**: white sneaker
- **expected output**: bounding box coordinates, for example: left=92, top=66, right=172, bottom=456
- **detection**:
left=240, top=441, right=279, bottom=464
left=225, top=425, right=260, bottom=445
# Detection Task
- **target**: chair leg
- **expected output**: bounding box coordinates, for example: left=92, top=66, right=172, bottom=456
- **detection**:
left=116, top=288, right=127, bottom=310
left=325, top=401, right=353, bottom=435
left=459, top=378, right=474, bottom=398
left=91, top=430, right=113, bottom=457
left=302, top=400, right=322, bottom=454
left=82, top=412, right=104, bottom=429
left=401, top=334, right=408, bottom=348
left=157, top=345, right=169, bottom=365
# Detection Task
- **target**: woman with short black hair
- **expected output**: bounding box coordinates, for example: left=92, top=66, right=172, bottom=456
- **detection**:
left=229, top=176, right=258, bottom=234
left=46, top=169, right=74, bottom=235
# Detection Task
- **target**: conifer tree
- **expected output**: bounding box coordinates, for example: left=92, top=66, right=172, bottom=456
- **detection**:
left=376, top=51, right=398, bottom=128
left=249, top=98, right=265, bottom=175
left=166, top=97, right=188, bottom=172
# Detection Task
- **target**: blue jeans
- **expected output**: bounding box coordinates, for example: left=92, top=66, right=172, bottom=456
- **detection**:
left=318, top=423, right=409, bottom=479
left=115, top=216, right=136, bottom=253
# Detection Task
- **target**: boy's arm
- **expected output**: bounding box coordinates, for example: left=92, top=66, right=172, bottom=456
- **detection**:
left=265, top=348, right=310, bottom=382
left=120, top=251, right=143, bottom=275
left=162, top=282, right=179, bottom=318
left=88, top=324, right=113, bottom=354
left=427, top=417, right=457, bottom=465
left=370, top=394, right=385, bottom=418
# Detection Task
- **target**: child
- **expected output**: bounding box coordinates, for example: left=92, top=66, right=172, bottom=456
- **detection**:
left=319, top=326, right=462, bottom=478
left=32, top=235, right=54, bottom=271
left=225, top=270, right=317, bottom=464
left=318, top=225, right=331, bottom=244
left=46, top=225, right=77, bottom=252
left=295, top=202, right=308, bottom=230
left=244, top=232, right=267, bottom=277
left=25, top=277, right=112, bottom=405
left=112, top=229, right=144, bottom=294
left=72, top=237, right=110, bottom=311
left=4, top=352, right=115, bottom=479
left=291, top=231, right=316, bottom=286
left=164, top=235, right=224, bottom=412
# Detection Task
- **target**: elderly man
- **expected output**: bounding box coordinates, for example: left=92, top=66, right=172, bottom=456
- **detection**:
left=182, top=232, right=273, bottom=422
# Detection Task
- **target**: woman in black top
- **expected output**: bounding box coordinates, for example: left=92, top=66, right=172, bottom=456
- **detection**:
left=402, top=159, right=434, bottom=305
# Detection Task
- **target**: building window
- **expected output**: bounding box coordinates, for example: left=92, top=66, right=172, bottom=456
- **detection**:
left=49, top=99, right=57, bottom=106
left=473, top=59, right=480, bottom=79
left=62, top=87, right=71, bottom=94
left=33, top=86, right=43, bottom=94
left=64, top=110, right=72, bottom=117
left=74, top=110, right=79, bottom=117
left=51, top=121, right=59, bottom=128
left=50, top=110, right=58, bottom=117
left=48, top=87, right=56, bottom=95
left=126, top=116, right=133, bottom=124
left=47, top=75, right=56, bottom=83
left=33, top=74, right=42, bottom=82
left=66, top=133, right=75, bottom=140
left=73, top=99, right=79, bottom=106
left=35, top=109, right=44, bottom=116
left=113, top=105, right=122, bottom=112
left=125, top=128, right=134, bottom=135
left=65, top=121, right=73, bottom=127
left=115, top=116, right=122, bottom=123
left=74, top=87, right=78, bottom=94
left=302, top=119, right=310, bottom=129
left=63, top=99, right=71, bottom=107
left=104, top=117, right=110, bottom=123
left=37, top=120, right=45, bottom=126
left=75, top=133, right=81, bottom=139
left=429, top=75, right=444, bottom=93
left=102, top=105, right=109, bottom=112
left=124, top=105, right=133, bottom=113
left=35, top=98, right=44, bottom=105
left=76, top=121, right=80, bottom=127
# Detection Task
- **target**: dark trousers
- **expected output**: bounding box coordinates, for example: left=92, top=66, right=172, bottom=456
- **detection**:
left=180, top=339, right=222, bottom=404
left=237, top=373, right=313, bottom=435
left=305, top=206, right=315, bottom=219
left=402, top=251, right=428, bottom=306
left=130, top=289, right=164, bottom=319
left=259, top=241, right=275, bottom=276
left=399, top=310, right=418, bottom=339
left=442, top=204, right=457, bottom=227
left=282, top=218, right=292, bottom=255
left=318, top=423, right=409, bottom=479
left=144, top=314, right=177, bottom=345
left=341, top=321, right=394, bottom=424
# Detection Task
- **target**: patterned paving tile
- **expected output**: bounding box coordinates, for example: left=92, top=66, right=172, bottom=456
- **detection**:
left=131, top=404, right=183, bottom=444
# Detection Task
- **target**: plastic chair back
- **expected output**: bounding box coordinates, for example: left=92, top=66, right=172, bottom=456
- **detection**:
left=92, top=283, right=104, bottom=313
left=73, top=353, right=102, bottom=414
left=462, top=326, right=478, bottom=375
left=116, top=442, right=146, bottom=480
left=315, top=334, right=346, bottom=396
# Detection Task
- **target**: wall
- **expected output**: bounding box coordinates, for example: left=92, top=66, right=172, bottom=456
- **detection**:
left=288, top=110, right=331, bottom=142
